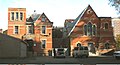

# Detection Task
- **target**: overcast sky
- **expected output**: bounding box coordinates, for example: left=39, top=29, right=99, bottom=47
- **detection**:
left=0, top=0, right=119, bottom=30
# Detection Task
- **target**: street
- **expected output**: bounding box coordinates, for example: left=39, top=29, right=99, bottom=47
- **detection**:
left=0, top=56, right=120, bottom=64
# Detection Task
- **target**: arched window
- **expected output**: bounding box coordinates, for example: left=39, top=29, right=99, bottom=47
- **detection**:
left=105, top=23, right=108, bottom=29
left=93, top=25, right=96, bottom=35
left=87, top=22, right=92, bottom=36
left=84, top=25, right=87, bottom=35
left=77, top=43, right=81, bottom=47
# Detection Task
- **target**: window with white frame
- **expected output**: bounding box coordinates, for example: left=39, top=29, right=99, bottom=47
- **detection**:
left=20, top=12, right=23, bottom=20
left=16, top=12, right=19, bottom=20
left=15, top=26, right=18, bottom=34
left=11, top=12, right=14, bottom=20
left=28, top=26, right=33, bottom=34
left=41, top=40, right=46, bottom=49
left=42, top=26, right=46, bottom=34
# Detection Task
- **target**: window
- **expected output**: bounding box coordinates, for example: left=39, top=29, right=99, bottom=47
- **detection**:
left=93, top=25, right=96, bottom=35
left=41, top=40, right=46, bottom=49
left=11, top=12, right=14, bottom=20
left=84, top=25, right=87, bottom=35
left=20, top=12, right=23, bottom=20
left=41, top=15, right=45, bottom=22
left=84, top=22, right=97, bottom=36
left=105, top=42, right=109, bottom=49
left=87, top=22, right=92, bottom=36
left=105, top=23, right=108, bottom=29
left=16, top=12, right=19, bottom=20
left=28, top=26, right=33, bottom=34
left=77, top=43, right=81, bottom=47
left=87, top=9, right=92, bottom=14
left=15, top=26, right=18, bottom=34
left=42, top=26, right=46, bottom=34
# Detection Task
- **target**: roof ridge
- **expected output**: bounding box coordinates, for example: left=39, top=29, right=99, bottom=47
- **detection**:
left=68, top=6, right=88, bottom=36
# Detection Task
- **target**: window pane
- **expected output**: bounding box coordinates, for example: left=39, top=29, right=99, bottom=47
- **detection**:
left=28, top=26, right=33, bottom=34
left=16, top=12, right=19, bottom=20
left=20, top=12, right=23, bottom=20
left=15, top=26, right=18, bottom=34
left=42, top=26, right=46, bottom=34
left=105, top=23, right=108, bottom=29
left=87, top=22, right=92, bottom=36
left=42, top=40, right=46, bottom=48
left=11, top=12, right=14, bottom=20
left=93, top=25, right=96, bottom=35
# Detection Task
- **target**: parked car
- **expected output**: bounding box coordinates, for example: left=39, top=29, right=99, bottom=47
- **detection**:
left=54, top=48, right=65, bottom=58
left=72, top=46, right=89, bottom=58
left=113, top=50, right=120, bottom=59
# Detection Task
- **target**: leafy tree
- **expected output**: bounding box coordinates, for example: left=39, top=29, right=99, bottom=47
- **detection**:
left=116, top=34, right=120, bottom=49
left=52, top=27, right=63, bottom=38
left=3, top=30, right=7, bottom=34
left=108, top=0, right=120, bottom=14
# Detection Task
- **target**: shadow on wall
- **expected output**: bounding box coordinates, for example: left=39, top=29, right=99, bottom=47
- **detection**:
left=24, top=39, right=52, bottom=57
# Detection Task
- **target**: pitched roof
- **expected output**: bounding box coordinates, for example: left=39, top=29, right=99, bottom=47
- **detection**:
left=26, top=16, right=33, bottom=22
left=0, top=33, right=27, bottom=45
left=31, top=14, right=41, bottom=21
left=67, top=5, right=88, bottom=36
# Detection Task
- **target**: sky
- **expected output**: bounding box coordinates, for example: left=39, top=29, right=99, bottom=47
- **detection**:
left=0, top=0, right=119, bottom=31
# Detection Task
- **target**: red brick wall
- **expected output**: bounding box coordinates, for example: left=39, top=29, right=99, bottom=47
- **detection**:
left=69, top=6, right=115, bottom=54
left=7, top=8, right=26, bottom=39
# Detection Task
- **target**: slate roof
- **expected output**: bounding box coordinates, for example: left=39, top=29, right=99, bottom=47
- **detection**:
left=31, top=14, right=41, bottom=21
left=67, top=5, right=88, bottom=36
left=26, top=13, right=41, bottom=25
left=26, top=16, right=33, bottom=22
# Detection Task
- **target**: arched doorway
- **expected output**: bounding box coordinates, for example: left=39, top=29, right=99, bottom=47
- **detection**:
left=88, top=42, right=96, bottom=54
left=105, top=42, right=110, bottom=49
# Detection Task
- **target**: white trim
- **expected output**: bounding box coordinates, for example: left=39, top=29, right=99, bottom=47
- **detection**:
left=14, top=26, right=19, bottom=34
left=26, top=25, right=34, bottom=34
left=15, top=12, right=19, bottom=21
left=41, top=25, right=47, bottom=35
left=10, top=12, right=15, bottom=21
left=41, top=39, right=47, bottom=49
left=76, top=41, right=82, bottom=46
left=68, top=6, right=88, bottom=36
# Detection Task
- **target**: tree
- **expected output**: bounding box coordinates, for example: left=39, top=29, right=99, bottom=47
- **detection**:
left=108, top=0, right=120, bottom=14
left=116, top=34, right=120, bottom=49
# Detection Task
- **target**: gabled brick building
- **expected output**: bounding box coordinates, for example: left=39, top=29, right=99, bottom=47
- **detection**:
left=64, top=5, right=116, bottom=55
left=8, top=8, right=53, bottom=56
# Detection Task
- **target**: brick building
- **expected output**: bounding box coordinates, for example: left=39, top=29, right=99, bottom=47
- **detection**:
left=112, top=18, right=120, bottom=38
left=64, top=5, right=116, bottom=55
left=7, top=8, right=53, bottom=56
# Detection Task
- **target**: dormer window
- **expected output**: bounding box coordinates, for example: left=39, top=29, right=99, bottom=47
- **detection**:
left=42, top=15, right=45, bottom=22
